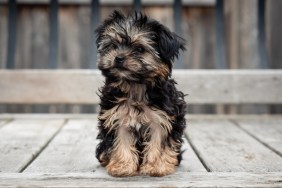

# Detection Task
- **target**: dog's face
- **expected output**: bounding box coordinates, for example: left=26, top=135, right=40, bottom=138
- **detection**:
left=96, top=11, right=185, bottom=85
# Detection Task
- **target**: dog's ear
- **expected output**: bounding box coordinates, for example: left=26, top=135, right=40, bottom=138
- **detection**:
left=158, top=26, right=185, bottom=63
left=95, top=10, right=125, bottom=48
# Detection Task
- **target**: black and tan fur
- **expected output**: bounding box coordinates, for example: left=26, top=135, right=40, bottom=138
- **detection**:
left=95, top=11, right=186, bottom=177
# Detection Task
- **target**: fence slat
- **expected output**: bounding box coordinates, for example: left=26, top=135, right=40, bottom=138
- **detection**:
left=258, top=0, right=268, bottom=68
left=6, top=0, right=17, bottom=69
left=173, top=0, right=184, bottom=68
left=90, top=0, right=100, bottom=69
left=49, top=0, right=58, bottom=69
left=215, top=0, right=226, bottom=69
left=133, top=0, right=141, bottom=12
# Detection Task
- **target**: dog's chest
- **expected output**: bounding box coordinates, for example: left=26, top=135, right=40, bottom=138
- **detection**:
left=127, top=84, right=147, bottom=103
left=123, top=86, right=172, bottom=133
left=126, top=84, right=147, bottom=131
left=100, top=83, right=172, bottom=134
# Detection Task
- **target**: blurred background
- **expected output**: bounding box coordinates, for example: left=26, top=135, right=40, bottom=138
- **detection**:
left=0, top=0, right=281, bottom=114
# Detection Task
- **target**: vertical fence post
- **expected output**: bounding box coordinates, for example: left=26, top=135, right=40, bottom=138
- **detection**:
left=173, top=0, right=184, bottom=68
left=133, top=0, right=141, bottom=13
left=90, top=0, right=100, bottom=69
left=258, top=0, right=268, bottom=68
left=49, top=0, right=58, bottom=69
left=6, top=0, right=17, bottom=69
left=215, top=0, right=227, bottom=114
left=215, top=0, right=227, bottom=69
left=48, top=0, right=59, bottom=113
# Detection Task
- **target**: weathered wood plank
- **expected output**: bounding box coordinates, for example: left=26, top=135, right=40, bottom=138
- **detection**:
left=235, top=119, right=282, bottom=157
left=143, top=6, right=173, bottom=31
left=24, top=119, right=99, bottom=173
left=225, top=0, right=260, bottom=69
left=0, top=70, right=103, bottom=104
left=175, top=70, right=282, bottom=104
left=15, top=7, right=32, bottom=69
left=0, top=172, right=281, bottom=187
left=77, top=6, right=91, bottom=69
left=183, top=7, right=215, bottom=69
left=266, top=0, right=282, bottom=69
left=0, top=70, right=281, bottom=104
left=58, top=6, right=88, bottom=69
left=178, top=138, right=206, bottom=172
left=0, top=119, right=65, bottom=172
left=186, top=120, right=282, bottom=172
left=14, top=6, right=49, bottom=69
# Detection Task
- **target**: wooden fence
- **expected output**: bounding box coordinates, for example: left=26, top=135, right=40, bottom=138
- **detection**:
left=0, top=0, right=281, bottom=114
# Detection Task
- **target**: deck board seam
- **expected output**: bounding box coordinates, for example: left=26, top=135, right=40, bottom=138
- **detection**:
left=184, top=132, right=211, bottom=172
left=230, top=120, right=282, bottom=158
left=19, top=119, right=69, bottom=173
left=1, top=172, right=281, bottom=187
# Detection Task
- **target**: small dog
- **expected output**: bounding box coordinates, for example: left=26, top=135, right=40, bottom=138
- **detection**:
left=96, top=11, right=186, bottom=177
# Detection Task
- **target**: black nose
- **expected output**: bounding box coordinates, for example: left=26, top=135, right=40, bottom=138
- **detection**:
left=115, top=55, right=125, bottom=64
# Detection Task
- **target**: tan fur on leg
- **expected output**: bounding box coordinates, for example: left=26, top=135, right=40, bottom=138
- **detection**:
left=99, top=101, right=141, bottom=177
left=140, top=146, right=178, bottom=177
left=106, top=125, right=139, bottom=177
left=140, top=108, right=179, bottom=177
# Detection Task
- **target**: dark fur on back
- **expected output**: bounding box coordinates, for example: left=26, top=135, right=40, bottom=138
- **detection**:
left=95, top=10, right=186, bottom=177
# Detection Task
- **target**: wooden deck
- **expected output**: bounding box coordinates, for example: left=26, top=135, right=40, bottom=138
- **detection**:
left=0, top=114, right=282, bottom=187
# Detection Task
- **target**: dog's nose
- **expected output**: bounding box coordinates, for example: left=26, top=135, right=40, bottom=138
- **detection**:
left=115, top=55, right=125, bottom=64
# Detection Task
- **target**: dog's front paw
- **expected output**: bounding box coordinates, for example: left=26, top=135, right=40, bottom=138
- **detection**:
left=106, top=160, right=138, bottom=177
left=139, top=161, right=176, bottom=177
left=140, top=146, right=178, bottom=177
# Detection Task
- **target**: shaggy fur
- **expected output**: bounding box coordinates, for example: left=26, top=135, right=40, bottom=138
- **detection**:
left=95, top=10, right=186, bottom=177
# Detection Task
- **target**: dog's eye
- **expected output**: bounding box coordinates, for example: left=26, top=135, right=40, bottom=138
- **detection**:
left=136, top=46, right=145, bottom=53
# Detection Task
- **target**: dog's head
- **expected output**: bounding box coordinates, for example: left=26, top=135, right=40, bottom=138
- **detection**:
left=96, top=10, right=185, bottom=85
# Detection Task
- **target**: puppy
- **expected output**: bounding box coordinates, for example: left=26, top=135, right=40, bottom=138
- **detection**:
left=95, top=11, right=186, bottom=177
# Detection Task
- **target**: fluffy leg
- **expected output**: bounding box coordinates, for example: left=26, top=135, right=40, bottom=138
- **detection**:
left=139, top=109, right=179, bottom=177
left=106, top=125, right=139, bottom=177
